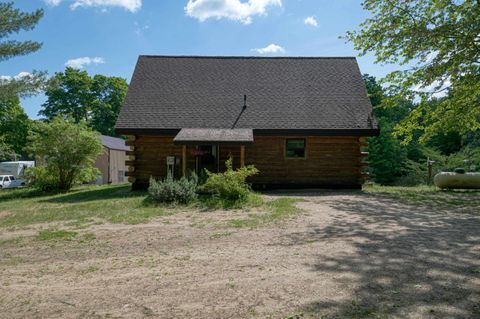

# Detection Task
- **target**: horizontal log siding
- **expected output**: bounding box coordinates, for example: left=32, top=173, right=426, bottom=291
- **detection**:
left=219, top=145, right=241, bottom=171
left=129, top=136, right=197, bottom=185
left=245, top=136, right=361, bottom=186
left=128, top=135, right=361, bottom=188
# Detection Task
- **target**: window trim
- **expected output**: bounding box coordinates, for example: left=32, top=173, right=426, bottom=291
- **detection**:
left=285, top=138, right=307, bottom=159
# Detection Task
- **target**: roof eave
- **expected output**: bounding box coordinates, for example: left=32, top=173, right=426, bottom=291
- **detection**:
left=115, top=128, right=380, bottom=137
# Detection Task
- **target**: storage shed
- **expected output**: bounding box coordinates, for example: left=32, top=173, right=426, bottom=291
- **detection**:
left=95, top=135, right=129, bottom=184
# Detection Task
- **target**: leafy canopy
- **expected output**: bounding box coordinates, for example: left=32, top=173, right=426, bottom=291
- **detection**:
left=0, top=135, right=15, bottom=161
left=0, top=95, right=31, bottom=158
left=346, top=0, right=480, bottom=142
left=39, top=67, right=128, bottom=136
left=26, top=117, right=103, bottom=191
left=0, top=2, right=46, bottom=99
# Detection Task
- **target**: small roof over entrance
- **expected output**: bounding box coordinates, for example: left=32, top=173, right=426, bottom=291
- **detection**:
left=173, top=128, right=253, bottom=144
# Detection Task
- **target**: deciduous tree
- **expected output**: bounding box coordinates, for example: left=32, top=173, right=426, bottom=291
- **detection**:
left=27, top=117, right=103, bottom=191
left=39, top=68, right=128, bottom=135
left=347, top=0, right=480, bottom=142
left=0, top=95, right=31, bottom=157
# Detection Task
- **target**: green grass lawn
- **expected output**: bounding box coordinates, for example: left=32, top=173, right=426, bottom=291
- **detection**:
left=0, top=184, right=172, bottom=230
left=0, top=184, right=301, bottom=232
left=2, top=183, right=475, bottom=235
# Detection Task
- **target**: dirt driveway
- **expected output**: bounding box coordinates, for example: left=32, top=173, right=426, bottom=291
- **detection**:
left=1, top=191, right=479, bottom=318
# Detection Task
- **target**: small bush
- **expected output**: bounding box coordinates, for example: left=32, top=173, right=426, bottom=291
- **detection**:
left=200, top=158, right=259, bottom=201
left=148, top=173, right=198, bottom=204
left=27, top=165, right=98, bottom=192
left=26, top=166, right=58, bottom=192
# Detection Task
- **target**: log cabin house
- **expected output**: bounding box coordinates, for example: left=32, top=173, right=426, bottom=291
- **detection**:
left=115, top=56, right=379, bottom=189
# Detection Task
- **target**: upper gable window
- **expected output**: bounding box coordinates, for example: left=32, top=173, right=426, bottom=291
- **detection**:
left=286, top=139, right=306, bottom=158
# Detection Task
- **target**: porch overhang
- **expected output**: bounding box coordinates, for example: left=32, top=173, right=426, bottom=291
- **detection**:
left=173, top=128, right=254, bottom=145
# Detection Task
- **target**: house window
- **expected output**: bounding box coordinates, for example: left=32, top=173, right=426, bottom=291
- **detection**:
left=286, top=139, right=306, bottom=158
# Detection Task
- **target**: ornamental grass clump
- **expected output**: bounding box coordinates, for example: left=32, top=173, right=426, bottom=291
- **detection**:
left=148, top=173, right=198, bottom=204
left=200, top=158, right=259, bottom=201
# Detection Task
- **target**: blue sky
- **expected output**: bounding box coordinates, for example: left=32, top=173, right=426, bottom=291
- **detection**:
left=3, top=0, right=398, bottom=119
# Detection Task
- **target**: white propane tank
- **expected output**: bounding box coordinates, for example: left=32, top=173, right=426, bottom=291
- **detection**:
left=434, top=172, right=480, bottom=189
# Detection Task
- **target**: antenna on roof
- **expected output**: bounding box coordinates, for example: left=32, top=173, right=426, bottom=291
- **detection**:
left=243, top=95, right=247, bottom=109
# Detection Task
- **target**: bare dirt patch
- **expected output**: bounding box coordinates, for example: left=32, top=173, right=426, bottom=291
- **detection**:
left=1, top=191, right=479, bottom=318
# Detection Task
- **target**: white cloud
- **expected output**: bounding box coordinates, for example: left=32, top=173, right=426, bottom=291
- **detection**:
left=185, top=0, right=282, bottom=24
left=44, top=0, right=142, bottom=12
left=65, top=57, right=105, bottom=69
left=304, top=16, right=318, bottom=27
left=425, top=51, right=438, bottom=64
left=252, top=43, right=285, bottom=54
left=0, top=72, right=33, bottom=81
left=413, top=77, right=452, bottom=99
left=44, top=0, right=62, bottom=6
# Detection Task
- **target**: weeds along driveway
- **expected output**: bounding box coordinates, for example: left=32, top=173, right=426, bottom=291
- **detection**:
left=0, top=189, right=479, bottom=318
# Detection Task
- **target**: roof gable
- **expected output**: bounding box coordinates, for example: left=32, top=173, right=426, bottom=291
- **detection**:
left=115, top=56, right=378, bottom=135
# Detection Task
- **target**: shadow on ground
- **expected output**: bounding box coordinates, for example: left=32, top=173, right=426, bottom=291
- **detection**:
left=278, top=194, right=480, bottom=318
left=0, top=188, right=52, bottom=202
left=41, top=185, right=145, bottom=203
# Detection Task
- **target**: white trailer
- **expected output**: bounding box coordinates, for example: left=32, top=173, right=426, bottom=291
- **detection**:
left=0, top=161, right=35, bottom=178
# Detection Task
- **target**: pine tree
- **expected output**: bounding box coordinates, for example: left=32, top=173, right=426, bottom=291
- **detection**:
left=0, top=2, right=46, bottom=99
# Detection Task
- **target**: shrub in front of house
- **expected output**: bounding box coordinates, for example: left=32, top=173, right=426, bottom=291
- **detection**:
left=148, top=173, right=198, bottom=204
left=200, top=158, right=259, bottom=201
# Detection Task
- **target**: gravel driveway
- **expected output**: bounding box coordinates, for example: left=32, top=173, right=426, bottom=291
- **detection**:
left=1, top=190, right=479, bottom=318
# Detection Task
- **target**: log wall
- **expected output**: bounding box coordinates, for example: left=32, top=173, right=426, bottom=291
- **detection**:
left=127, top=135, right=365, bottom=189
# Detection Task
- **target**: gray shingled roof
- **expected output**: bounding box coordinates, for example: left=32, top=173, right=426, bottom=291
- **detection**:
left=173, top=128, right=253, bottom=144
left=115, top=56, right=378, bottom=134
left=101, top=135, right=129, bottom=151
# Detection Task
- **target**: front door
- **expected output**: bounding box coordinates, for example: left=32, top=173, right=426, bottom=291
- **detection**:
left=196, top=145, right=218, bottom=174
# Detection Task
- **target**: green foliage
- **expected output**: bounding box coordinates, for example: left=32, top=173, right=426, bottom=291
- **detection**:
left=0, top=71, right=47, bottom=100
left=443, top=147, right=480, bottom=172
left=0, top=2, right=45, bottom=99
left=26, top=166, right=58, bottom=192
left=362, top=74, right=478, bottom=185
left=426, top=131, right=462, bottom=155
left=0, top=2, right=43, bottom=61
left=26, top=117, right=103, bottom=192
left=39, top=67, right=128, bottom=135
left=0, top=135, right=16, bottom=160
left=363, top=74, right=384, bottom=107
left=200, top=158, right=259, bottom=201
left=347, top=0, right=480, bottom=142
left=148, top=174, right=198, bottom=204
left=0, top=95, right=31, bottom=157
left=367, top=119, right=408, bottom=184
